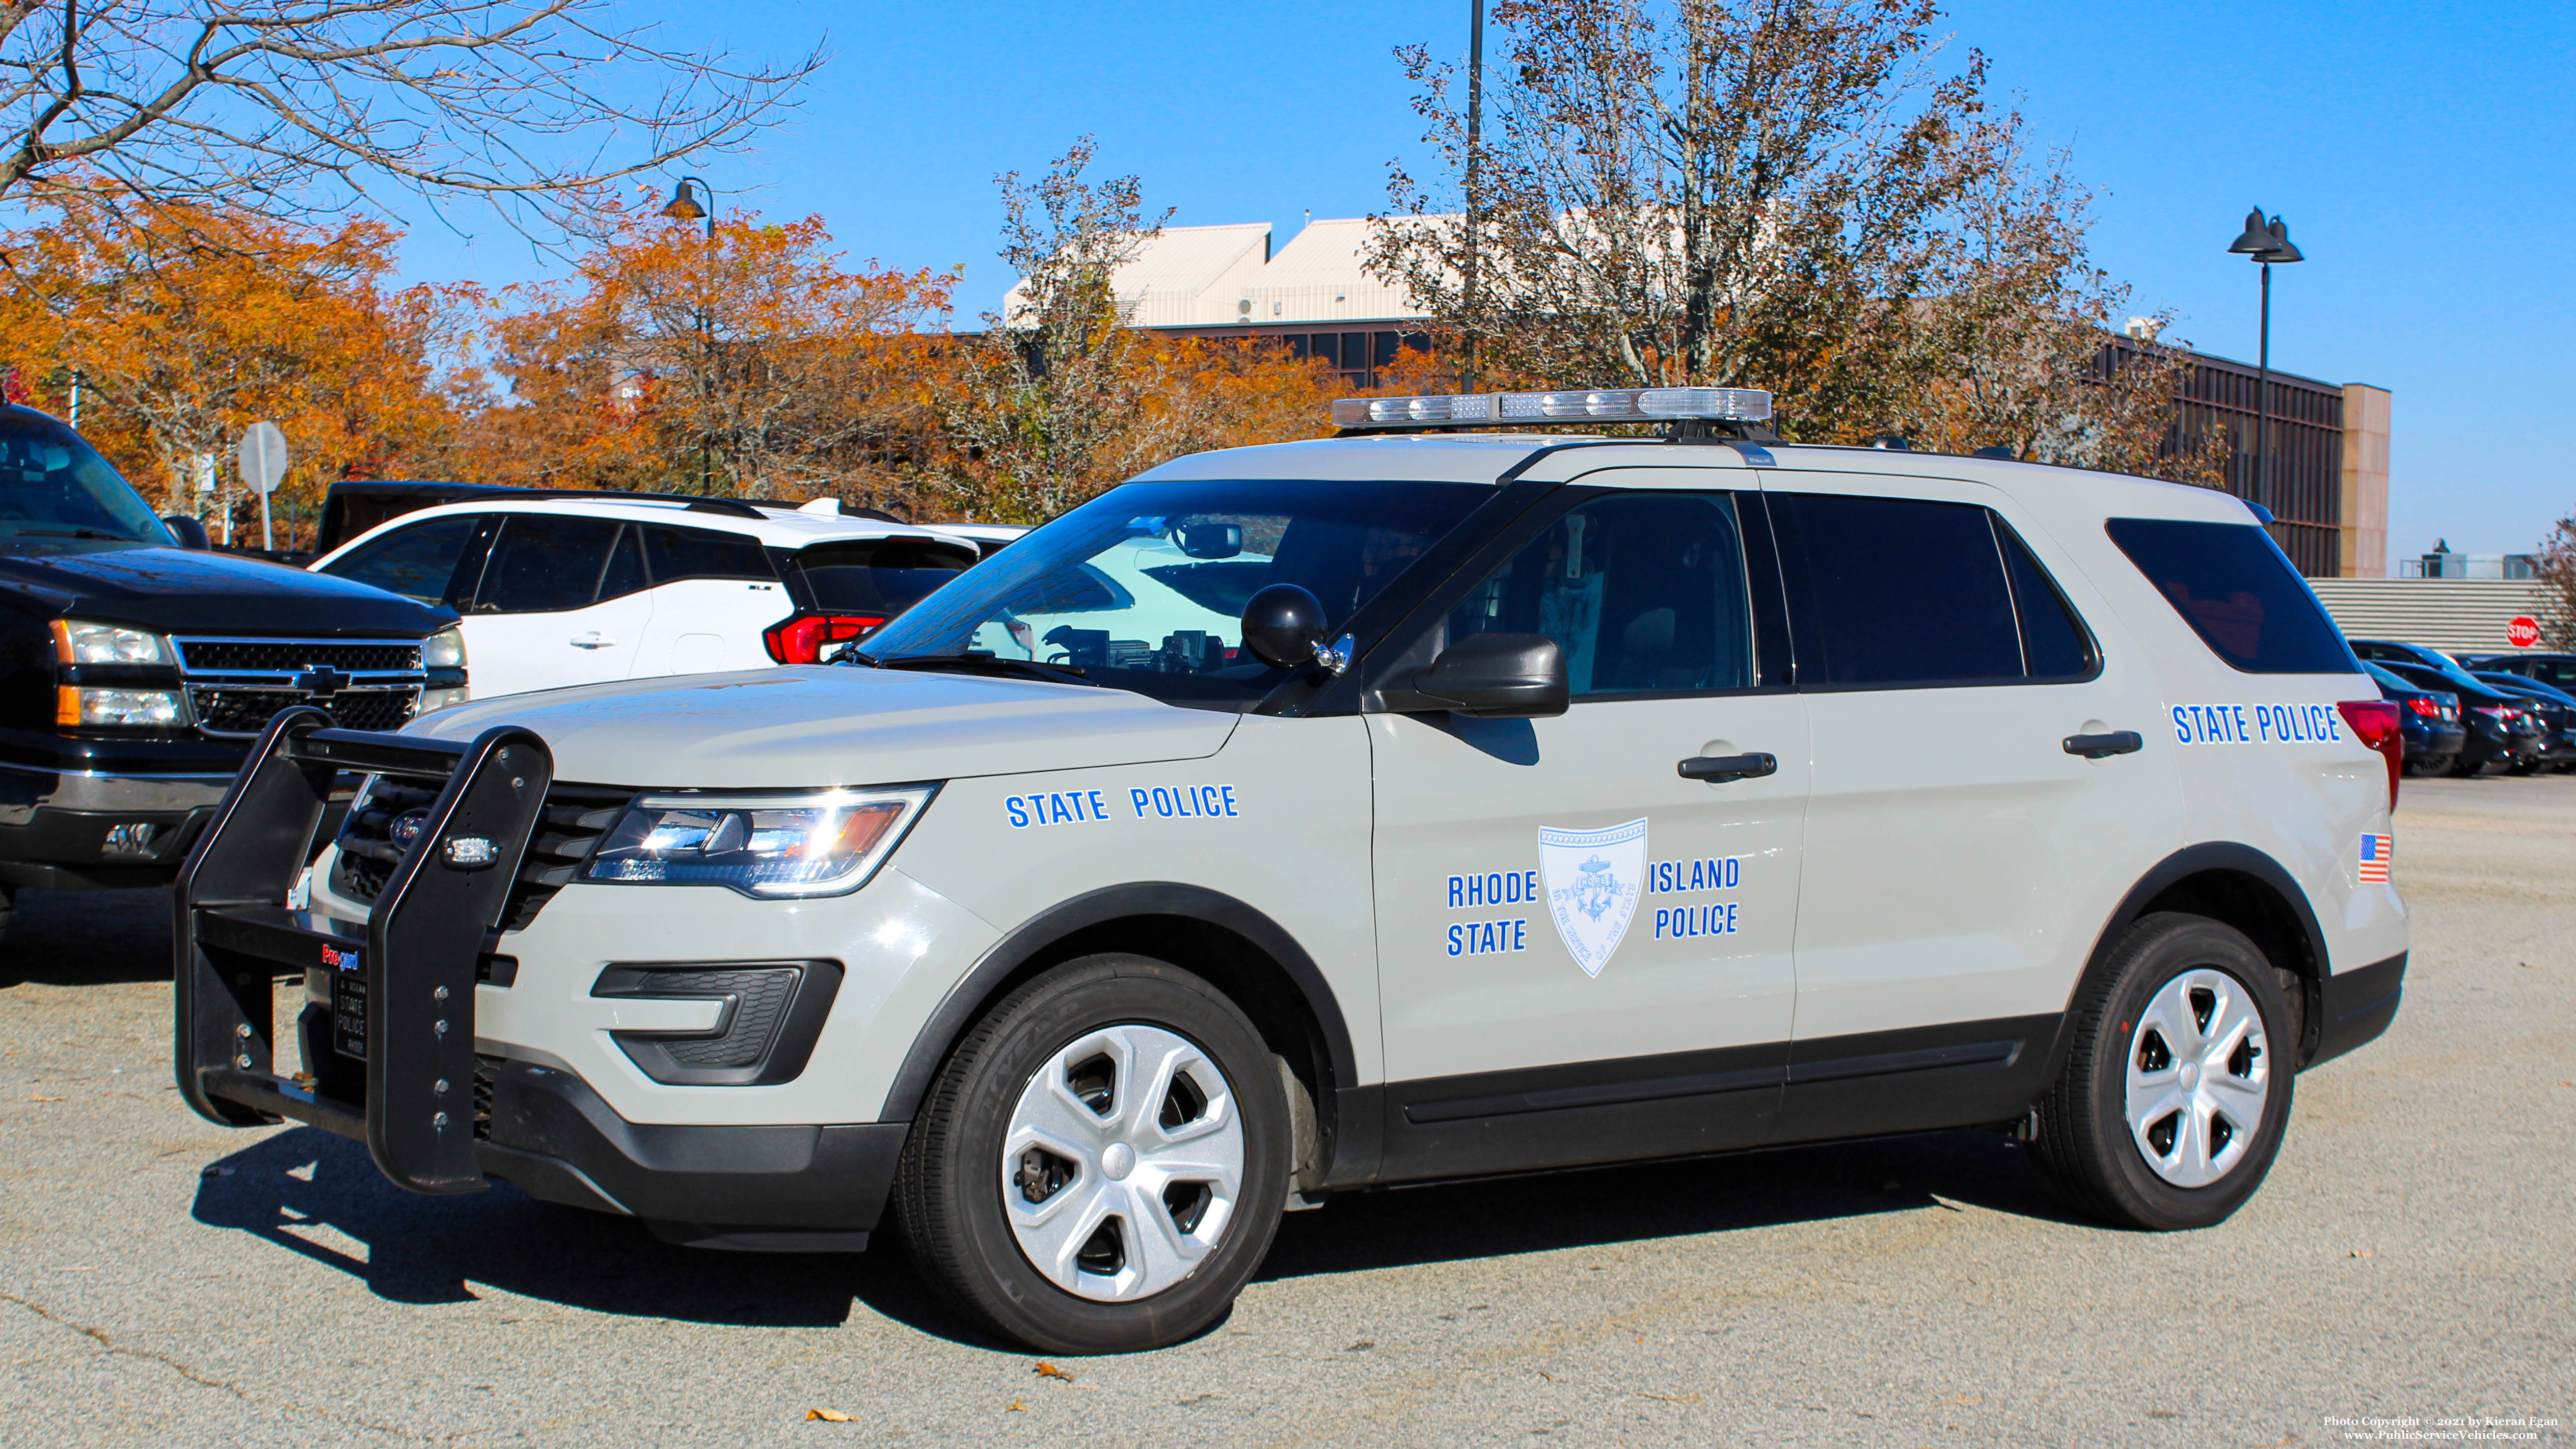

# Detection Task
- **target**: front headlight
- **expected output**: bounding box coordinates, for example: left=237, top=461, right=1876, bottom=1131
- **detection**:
left=57, top=687, right=186, bottom=727
left=424, top=625, right=467, bottom=669
left=52, top=619, right=172, bottom=664
left=582, top=785, right=937, bottom=898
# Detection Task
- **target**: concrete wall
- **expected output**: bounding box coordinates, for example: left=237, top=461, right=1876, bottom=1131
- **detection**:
left=2309, top=578, right=2545, bottom=653
left=2339, top=384, right=2391, bottom=578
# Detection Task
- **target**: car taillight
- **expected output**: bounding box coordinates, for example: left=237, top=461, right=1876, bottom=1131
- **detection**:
left=2406, top=696, right=2440, bottom=717
left=2338, top=699, right=2403, bottom=809
left=762, top=612, right=887, bottom=665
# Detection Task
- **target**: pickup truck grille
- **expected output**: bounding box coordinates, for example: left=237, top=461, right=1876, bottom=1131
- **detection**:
left=173, top=634, right=430, bottom=738
left=192, top=686, right=418, bottom=735
left=330, top=776, right=633, bottom=931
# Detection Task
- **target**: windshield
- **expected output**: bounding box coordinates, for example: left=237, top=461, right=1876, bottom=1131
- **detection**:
left=0, top=410, right=173, bottom=546
left=859, top=478, right=1489, bottom=705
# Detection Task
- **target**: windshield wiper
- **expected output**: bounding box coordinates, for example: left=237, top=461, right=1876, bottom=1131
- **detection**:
left=871, top=651, right=1097, bottom=688
left=13, top=527, right=121, bottom=541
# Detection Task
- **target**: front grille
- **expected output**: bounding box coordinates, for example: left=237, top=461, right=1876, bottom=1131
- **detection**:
left=191, top=686, right=419, bottom=736
left=330, top=775, right=632, bottom=933
left=175, top=638, right=422, bottom=673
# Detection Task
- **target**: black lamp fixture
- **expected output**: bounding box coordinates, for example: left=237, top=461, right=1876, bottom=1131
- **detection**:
left=2227, top=205, right=2305, bottom=515
left=660, top=176, right=714, bottom=238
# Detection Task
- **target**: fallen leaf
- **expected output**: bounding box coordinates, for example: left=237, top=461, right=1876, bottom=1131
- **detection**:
left=1947, top=1396, right=1983, bottom=1406
left=30, top=1094, right=63, bottom=1102
left=2349, top=1249, right=2375, bottom=1259
left=1006, top=1400, right=1025, bottom=1412
left=1534, top=1370, right=1555, bottom=1382
left=1639, top=1392, right=1701, bottom=1404
left=806, top=1408, right=852, bottom=1422
left=2518, top=961, right=2539, bottom=969
left=1033, top=1361, right=1073, bottom=1382
left=1345, top=1340, right=1373, bottom=1352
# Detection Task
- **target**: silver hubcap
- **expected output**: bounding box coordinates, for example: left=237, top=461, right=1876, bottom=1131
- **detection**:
left=1001, top=1024, right=1245, bottom=1302
left=2125, top=968, right=2271, bottom=1188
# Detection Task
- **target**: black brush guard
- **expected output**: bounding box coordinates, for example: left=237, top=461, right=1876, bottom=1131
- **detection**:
left=174, top=707, right=554, bottom=1195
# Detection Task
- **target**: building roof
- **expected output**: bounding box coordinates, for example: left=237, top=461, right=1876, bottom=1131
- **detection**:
left=1002, top=217, right=1436, bottom=330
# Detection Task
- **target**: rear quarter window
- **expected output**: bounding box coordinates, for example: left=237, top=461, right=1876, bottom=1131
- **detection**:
left=2105, top=517, right=2354, bottom=675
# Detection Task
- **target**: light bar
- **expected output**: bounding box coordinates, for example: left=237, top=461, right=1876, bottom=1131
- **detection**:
left=1332, top=386, right=1771, bottom=430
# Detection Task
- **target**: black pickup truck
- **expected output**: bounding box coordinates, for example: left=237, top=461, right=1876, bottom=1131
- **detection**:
left=0, top=405, right=464, bottom=941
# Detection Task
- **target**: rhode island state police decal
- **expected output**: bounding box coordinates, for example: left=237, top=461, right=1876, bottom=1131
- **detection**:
left=1537, top=818, right=1648, bottom=977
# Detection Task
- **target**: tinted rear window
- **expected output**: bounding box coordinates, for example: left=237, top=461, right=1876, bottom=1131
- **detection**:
left=2105, top=518, right=2354, bottom=675
left=787, top=538, right=972, bottom=614
left=1770, top=493, right=2024, bottom=686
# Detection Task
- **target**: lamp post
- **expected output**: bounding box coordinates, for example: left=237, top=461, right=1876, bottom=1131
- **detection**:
left=1461, top=0, right=1483, bottom=393
left=662, top=177, right=716, bottom=493
left=2226, top=206, right=2304, bottom=514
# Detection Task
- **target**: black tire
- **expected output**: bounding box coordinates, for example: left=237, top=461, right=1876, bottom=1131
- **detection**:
left=2403, top=754, right=2452, bottom=778
left=2031, top=913, right=2296, bottom=1231
left=892, top=954, right=1290, bottom=1354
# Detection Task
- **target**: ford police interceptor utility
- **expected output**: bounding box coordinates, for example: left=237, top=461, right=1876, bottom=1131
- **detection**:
left=175, top=386, right=2407, bottom=1354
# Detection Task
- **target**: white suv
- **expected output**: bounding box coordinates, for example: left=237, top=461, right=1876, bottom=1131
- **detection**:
left=309, top=494, right=984, bottom=700
left=179, top=388, right=2408, bottom=1356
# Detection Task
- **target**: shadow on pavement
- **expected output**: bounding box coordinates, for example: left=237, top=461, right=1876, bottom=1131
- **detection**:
left=1259, top=1126, right=2092, bottom=1282
left=1, top=887, right=173, bottom=989
left=187, top=1118, right=2091, bottom=1347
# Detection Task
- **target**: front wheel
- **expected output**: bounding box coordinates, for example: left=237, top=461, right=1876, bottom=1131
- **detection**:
left=892, top=954, right=1290, bottom=1353
left=2031, top=913, right=2295, bottom=1230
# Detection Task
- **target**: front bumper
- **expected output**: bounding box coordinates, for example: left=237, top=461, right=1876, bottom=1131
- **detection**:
left=0, top=760, right=231, bottom=889
left=173, top=710, right=905, bottom=1248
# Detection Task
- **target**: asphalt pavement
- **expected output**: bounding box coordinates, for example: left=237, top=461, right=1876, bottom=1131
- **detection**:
left=3, top=776, right=2570, bottom=1447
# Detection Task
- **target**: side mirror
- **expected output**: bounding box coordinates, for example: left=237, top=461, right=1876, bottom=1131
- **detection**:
left=161, top=516, right=211, bottom=550
left=1381, top=633, right=1569, bottom=718
left=1179, top=522, right=1243, bottom=559
left=1240, top=583, right=1330, bottom=668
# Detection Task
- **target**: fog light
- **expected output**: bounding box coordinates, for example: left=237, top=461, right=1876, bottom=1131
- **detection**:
left=57, top=686, right=185, bottom=727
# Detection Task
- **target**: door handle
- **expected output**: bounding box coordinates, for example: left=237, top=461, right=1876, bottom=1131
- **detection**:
left=2063, top=730, right=2144, bottom=759
left=570, top=632, right=616, bottom=650
left=1677, top=752, right=1777, bottom=782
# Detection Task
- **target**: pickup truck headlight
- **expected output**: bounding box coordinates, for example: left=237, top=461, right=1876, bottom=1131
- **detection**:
left=58, top=686, right=186, bottom=727
left=582, top=785, right=936, bottom=898
left=424, top=625, right=467, bottom=669
left=52, top=619, right=172, bottom=664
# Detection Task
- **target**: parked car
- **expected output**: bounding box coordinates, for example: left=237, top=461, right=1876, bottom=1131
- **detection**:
left=2459, top=652, right=2576, bottom=693
left=2361, top=661, right=2465, bottom=776
left=309, top=494, right=984, bottom=700
left=2371, top=658, right=2542, bottom=774
left=0, top=405, right=461, bottom=943
left=2470, top=672, right=2576, bottom=772
left=182, top=383, right=2408, bottom=1355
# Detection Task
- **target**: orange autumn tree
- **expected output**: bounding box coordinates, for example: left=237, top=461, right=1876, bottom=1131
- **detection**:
left=0, top=186, right=472, bottom=544
left=467, top=202, right=958, bottom=509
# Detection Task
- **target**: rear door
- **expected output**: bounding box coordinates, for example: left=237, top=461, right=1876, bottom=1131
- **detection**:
left=1761, top=472, right=2182, bottom=1137
left=629, top=523, right=790, bottom=676
left=459, top=515, right=655, bottom=698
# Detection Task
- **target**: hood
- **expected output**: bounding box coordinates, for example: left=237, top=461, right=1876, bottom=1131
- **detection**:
left=0, top=544, right=454, bottom=636
left=408, top=666, right=1241, bottom=788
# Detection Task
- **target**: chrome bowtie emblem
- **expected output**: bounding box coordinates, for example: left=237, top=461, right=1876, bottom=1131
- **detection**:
left=292, top=664, right=352, bottom=694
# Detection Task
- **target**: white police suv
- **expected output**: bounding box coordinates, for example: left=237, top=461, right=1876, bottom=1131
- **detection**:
left=176, top=387, right=2408, bottom=1354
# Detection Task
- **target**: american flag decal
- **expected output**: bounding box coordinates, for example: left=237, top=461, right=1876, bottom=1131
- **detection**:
left=2357, top=833, right=2393, bottom=883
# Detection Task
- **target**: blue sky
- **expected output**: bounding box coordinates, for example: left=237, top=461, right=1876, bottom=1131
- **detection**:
left=397, top=1, right=2573, bottom=558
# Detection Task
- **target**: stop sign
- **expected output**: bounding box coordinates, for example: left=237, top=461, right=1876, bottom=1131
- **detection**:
left=2506, top=615, right=2541, bottom=649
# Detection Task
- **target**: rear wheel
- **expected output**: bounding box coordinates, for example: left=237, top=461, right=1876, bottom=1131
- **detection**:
left=2403, top=753, right=2453, bottom=777
left=2032, top=913, right=2295, bottom=1230
left=893, top=954, right=1289, bottom=1353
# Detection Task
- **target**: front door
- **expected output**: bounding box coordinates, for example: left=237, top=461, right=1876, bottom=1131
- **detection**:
left=1368, top=484, right=1808, bottom=1180
left=459, top=515, right=656, bottom=699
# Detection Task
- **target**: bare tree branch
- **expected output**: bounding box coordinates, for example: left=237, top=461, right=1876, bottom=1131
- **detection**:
left=0, top=0, right=818, bottom=241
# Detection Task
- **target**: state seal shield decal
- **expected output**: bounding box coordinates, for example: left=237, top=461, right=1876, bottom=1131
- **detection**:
left=1537, top=818, right=1648, bottom=977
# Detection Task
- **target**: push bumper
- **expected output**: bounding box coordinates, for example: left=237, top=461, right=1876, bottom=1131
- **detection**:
left=174, top=709, right=901, bottom=1249
left=2311, top=951, right=2406, bottom=1067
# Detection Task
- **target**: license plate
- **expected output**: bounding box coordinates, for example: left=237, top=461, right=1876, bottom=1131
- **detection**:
left=323, top=943, right=367, bottom=1061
